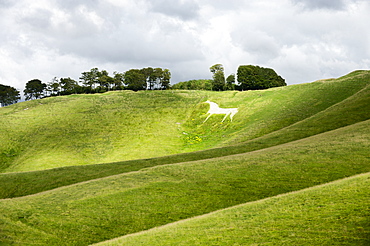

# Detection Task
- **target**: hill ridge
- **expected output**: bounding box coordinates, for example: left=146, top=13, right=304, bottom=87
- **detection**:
left=93, top=172, right=370, bottom=245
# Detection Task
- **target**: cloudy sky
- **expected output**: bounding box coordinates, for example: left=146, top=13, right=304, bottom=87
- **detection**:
left=0, top=0, right=369, bottom=91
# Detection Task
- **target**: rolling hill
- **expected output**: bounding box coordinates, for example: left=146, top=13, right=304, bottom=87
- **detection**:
left=94, top=172, right=370, bottom=246
left=1, top=70, right=369, bottom=173
left=0, top=70, right=369, bottom=245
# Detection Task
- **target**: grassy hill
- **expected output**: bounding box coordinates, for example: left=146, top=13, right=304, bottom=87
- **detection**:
left=1, top=70, right=369, bottom=173
left=1, top=70, right=369, bottom=199
left=94, top=173, right=370, bottom=246
left=0, top=119, right=369, bottom=245
left=0, top=70, right=369, bottom=245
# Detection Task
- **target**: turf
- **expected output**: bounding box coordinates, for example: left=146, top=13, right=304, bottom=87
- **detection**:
left=0, top=70, right=369, bottom=245
left=0, top=119, right=369, bottom=245
left=1, top=71, right=369, bottom=199
left=97, top=172, right=370, bottom=246
left=1, top=71, right=369, bottom=173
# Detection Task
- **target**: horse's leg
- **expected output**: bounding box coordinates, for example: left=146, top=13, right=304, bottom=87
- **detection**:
left=230, top=112, right=235, bottom=122
left=222, top=113, right=229, bottom=122
left=203, top=113, right=212, bottom=123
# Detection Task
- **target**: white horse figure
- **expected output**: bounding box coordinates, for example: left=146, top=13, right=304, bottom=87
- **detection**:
left=203, top=100, right=238, bottom=123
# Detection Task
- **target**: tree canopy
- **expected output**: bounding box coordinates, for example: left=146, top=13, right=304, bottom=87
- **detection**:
left=210, top=64, right=226, bottom=91
left=60, top=77, right=80, bottom=95
left=171, top=79, right=213, bottom=90
left=226, top=74, right=236, bottom=90
left=24, top=79, right=47, bottom=100
left=172, top=64, right=284, bottom=92
left=0, top=84, right=20, bottom=107
left=237, top=65, right=286, bottom=90
left=124, top=69, right=147, bottom=91
left=14, top=67, right=173, bottom=102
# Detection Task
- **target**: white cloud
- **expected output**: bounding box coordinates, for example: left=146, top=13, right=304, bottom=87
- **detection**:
left=149, top=0, right=200, bottom=20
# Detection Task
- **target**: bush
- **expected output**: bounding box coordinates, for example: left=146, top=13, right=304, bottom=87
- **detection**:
left=237, top=65, right=286, bottom=90
left=171, top=79, right=213, bottom=90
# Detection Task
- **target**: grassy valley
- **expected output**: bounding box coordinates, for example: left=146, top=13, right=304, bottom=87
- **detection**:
left=0, top=70, right=369, bottom=245
left=96, top=173, right=369, bottom=245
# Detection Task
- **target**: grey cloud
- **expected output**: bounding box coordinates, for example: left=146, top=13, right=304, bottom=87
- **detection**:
left=231, top=29, right=281, bottom=62
left=58, top=27, right=204, bottom=65
left=45, top=10, right=203, bottom=65
left=0, top=0, right=14, bottom=8
left=202, top=0, right=247, bottom=11
left=21, top=8, right=53, bottom=31
left=8, top=0, right=204, bottom=67
left=55, top=0, right=100, bottom=11
left=292, top=0, right=349, bottom=10
left=149, top=0, right=200, bottom=20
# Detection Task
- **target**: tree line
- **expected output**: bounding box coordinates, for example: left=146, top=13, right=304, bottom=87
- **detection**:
left=172, top=64, right=286, bottom=91
left=30, top=67, right=171, bottom=100
left=0, top=67, right=171, bottom=105
left=0, top=64, right=286, bottom=107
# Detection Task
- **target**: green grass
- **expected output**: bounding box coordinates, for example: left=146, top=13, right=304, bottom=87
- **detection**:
left=0, top=119, right=369, bottom=245
left=97, top=172, right=369, bottom=246
left=0, top=90, right=202, bottom=172
left=1, top=70, right=369, bottom=173
left=0, top=70, right=369, bottom=245
left=1, top=71, right=369, bottom=199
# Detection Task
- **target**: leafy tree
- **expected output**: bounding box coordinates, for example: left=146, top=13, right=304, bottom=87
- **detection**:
left=141, top=67, right=155, bottom=90
left=97, top=70, right=114, bottom=91
left=124, top=69, right=147, bottom=91
left=160, top=69, right=171, bottom=89
left=24, top=79, right=46, bottom=100
left=139, top=67, right=171, bottom=90
left=60, top=77, right=80, bottom=94
left=46, top=77, right=61, bottom=96
left=0, top=84, right=20, bottom=106
left=171, top=79, right=212, bottom=90
left=210, top=64, right=226, bottom=91
left=79, top=68, right=99, bottom=91
left=226, top=74, right=236, bottom=90
left=152, top=68, right=163, bottom=89
left=237, top=65, right=286, bottom=90
left=113, top=72, right=125, bottom=90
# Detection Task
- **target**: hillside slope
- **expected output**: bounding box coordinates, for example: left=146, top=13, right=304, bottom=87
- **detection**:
left=0, top=91, right=201, bottom=172
left=1, top=70, right=369, bottom=173
left=0, top=71, right=369, bottom=199
left=96, top=173, right=370, bottom=246
left=0, top=71, right=369, bottom=245
left=0, top=119, right=369, bottom=245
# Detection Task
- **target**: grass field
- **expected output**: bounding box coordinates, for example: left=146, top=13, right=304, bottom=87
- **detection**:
left=95, top=173, right=370, bottom=246
left=0, top=70, right=369, bottom=245
left=1, top=71, right=369, bottom=199
left=1, top=70, right=369, bottom=173
left=0, top=119, right=369, bottom=245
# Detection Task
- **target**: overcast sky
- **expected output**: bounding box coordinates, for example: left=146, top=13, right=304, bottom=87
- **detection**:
left=0, top=0, right=369, bottom=91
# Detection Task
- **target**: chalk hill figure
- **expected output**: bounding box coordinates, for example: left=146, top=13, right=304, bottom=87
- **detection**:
left=203, top=100, right=238, bottom=123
